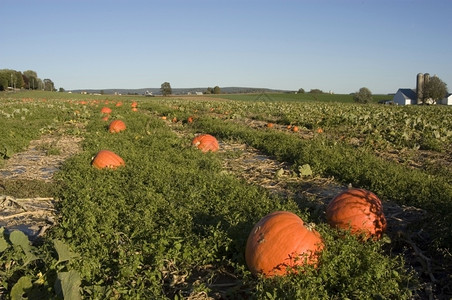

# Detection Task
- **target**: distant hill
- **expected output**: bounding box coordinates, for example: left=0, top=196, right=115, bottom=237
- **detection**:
left=69, top=87, right=291, bottom=95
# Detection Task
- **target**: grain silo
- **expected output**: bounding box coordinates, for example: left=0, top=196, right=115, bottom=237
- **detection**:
left=424, top=73, right=430, bottom=85
left=416, top=73, right=424, bottom=103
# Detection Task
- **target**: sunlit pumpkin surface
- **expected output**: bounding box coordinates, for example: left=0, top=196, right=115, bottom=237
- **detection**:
left=192, top=134, right=219, bottom=152
left=245, top=211, right=324, bottom=277
left=108, top=120, right=126, bottom=133
left=326, top=188, right=387, bottom=239
left=91, top=150, right=125, bottom=169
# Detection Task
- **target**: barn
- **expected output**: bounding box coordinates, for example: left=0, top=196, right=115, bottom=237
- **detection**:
left=438, top=94, right=452, bottom=105
left=393, top=88, right=417, bottom=105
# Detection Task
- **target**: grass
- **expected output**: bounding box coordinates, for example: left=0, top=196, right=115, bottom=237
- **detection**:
left=3, top=90, right=451, bottom=298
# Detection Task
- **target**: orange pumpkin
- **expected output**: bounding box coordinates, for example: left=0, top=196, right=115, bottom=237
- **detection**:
left=292, top=126, right=299, bottom=132
left=108, top=120, right=126, bottom=133
left=326, top=188, right=386, bottom=239
left=192, top=134, right=219, bottom=152
left=267, top=123, right=274, bottom=128
left=245, top=211, right=323, bottom=277
left=101, top=107, right=112, bottom=114
left=91, top=150, right=125, bottom=169
left=316, top=128, right=324, bottom=133
left=131, top=101, right=138, bottom=108
left=101, top=115, right=110, bottom=122
left=115, top=102, right=122, bottom=107
left=187, top=116, right=194, bottom=123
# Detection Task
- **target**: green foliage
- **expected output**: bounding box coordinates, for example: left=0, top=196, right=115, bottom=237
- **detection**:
left=423, top=75, right=448, bottom=103
left=0, top=228, right=82, bottom=299
left=354, top=87, right=373, bottom=104
left=191, top=116, right=452, bottom=249
left=160, top=82, right=172, bottom=96
left=3, top=91, right=448, bottom=298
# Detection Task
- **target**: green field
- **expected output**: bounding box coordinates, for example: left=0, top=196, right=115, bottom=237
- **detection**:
left=0, top=91, right=451, bottom=299
left=209, top=92, right=392, bottom=103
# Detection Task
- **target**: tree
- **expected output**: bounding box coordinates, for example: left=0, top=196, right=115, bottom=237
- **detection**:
left=309, top=89, right=323, bottom=94
left=297, top=88, right=305, bottom=94
left=353, top=87, right=373, bottom=104
left=213, top=86, right=221, bottom=94
left=44, top=79, right=55, bottom=91
left=0, top=70, right=9, bottom=90
left=160, top=82, right=172, bottom=96
left=23, top=70, right=39, bottom=89
left=423, top=75, right=448, bottom=104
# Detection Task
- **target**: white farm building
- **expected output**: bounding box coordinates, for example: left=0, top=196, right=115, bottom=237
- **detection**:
left=393, top=89, right=417, bottom=106
left=392, top=73, right=451, bottom=105
left=438, top=94, right=452, bottom=105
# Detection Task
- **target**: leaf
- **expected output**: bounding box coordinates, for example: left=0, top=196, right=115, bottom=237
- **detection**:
left=55, top=270, right=82, bottom=300
left=10, top=276, right=32, bottom=300
left=9, top=231, right=37, bottom=264
left=9, top=230, right=31, bottom=252
left=298, top=164, right=313, bottom=177
left=0, top=227, right=8, bottom=252
left=53, top=239, right=80, bottom=263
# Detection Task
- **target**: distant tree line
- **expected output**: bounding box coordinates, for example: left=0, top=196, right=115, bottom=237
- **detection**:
left=204, top=86, right=221, bottom=94
left=0, top=69, right=56, bottom=91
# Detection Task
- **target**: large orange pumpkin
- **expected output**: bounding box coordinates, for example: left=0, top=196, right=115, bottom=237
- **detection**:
left=245, top=211, right=324, bottom=277
left=100, top=107, right=112, bottom=114
left=192, top=134, right=219, bottom=152
left=108, top=120, right=126, bottom=133
left=326, top=188, right=386, bottom=239
left=91, top=150, right=125, bottom=169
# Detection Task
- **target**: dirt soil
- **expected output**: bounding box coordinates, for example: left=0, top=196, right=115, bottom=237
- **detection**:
left=0, top=134, right=83, bottom=240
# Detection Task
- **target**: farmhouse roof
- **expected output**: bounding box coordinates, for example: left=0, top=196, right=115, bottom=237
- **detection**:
left=398, top=88, right=417, bottom=100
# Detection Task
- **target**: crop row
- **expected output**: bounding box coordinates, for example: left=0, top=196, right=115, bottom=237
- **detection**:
left=0, top=93, right=418, bottom=299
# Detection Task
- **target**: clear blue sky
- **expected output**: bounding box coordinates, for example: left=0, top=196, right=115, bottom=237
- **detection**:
left=1, top=0, right=451, bottom=94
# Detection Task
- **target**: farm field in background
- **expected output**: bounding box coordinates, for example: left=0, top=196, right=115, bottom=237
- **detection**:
left=210, top=92, right=392, bottom=103
left=0, top=90, right=451, bottom=299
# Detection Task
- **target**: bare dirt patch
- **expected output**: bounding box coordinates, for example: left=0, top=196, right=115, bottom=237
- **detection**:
left=0, top=134, right=83, bottom=182
left=0, top=134, right=83, bottom=240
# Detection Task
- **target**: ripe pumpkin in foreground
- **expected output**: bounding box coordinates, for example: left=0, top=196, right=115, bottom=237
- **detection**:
left=108, top=120, right=126, bottom=133
left=192, top=134, right=219, bottom=152
left=326, top=188, right=387, bottom=239
left=91, top=150, right=125, bottom=169
left=245, top=211, right=324, bottom=277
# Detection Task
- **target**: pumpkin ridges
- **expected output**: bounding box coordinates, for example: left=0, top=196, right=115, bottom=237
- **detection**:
left=91, top=150, right=125, bottom=169
left=245, top=211, right=323, bottom=277
left=108, top=120, right=126, bottom=133
left=192, top=134, right=219, bottom=152
left=249, top=218, right=301, bottom=271
left=326, top=188, right=386, bottom=239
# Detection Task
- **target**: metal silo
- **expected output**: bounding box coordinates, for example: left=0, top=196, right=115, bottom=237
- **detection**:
left=424, top=73, right=430, bottom=85
left=416, top=73, right=424, bottom=103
